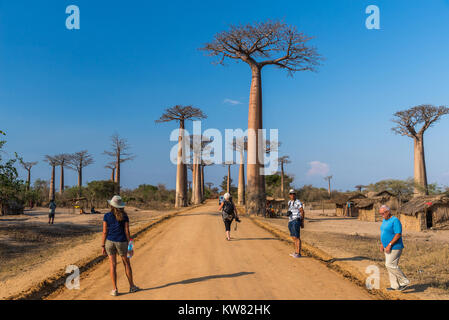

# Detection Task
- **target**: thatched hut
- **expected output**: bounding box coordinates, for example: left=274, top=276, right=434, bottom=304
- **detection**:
left=266, top=196, right=287, bottom=217
left=334, top=193, right=366, bottom=217
left=398, top=195, right=449, bottom=231
left=354, top=191, right=399, bottom=222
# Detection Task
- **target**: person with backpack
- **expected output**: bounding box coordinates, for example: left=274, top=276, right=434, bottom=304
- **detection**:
left=287, top=189, right=304, bottom=258
left=102, top=195, right=140, bottom=296
left=48, top=200, right=56, bottom=225
left=218, top=193, right=240, bottom=241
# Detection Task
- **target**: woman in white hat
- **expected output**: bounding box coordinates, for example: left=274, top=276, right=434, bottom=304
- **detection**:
left=218, top=193, right=240, bottom=241
left=102, top=195, right=140, bottom=296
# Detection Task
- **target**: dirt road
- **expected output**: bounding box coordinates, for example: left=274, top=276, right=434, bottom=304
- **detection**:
left=49, top=202, right=372, bottom=300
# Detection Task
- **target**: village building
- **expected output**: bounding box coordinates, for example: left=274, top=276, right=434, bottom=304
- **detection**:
left=354, top=191, right=400, bottom=222
left=334, top=193, right=366, bottom=217
left=398, top=195, right=449, bottom=231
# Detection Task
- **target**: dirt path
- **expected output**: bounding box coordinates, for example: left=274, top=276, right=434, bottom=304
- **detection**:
left=49, top=202, right=372, bottom=300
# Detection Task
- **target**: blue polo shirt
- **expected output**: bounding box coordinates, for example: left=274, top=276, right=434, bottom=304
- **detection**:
left=380, top=216, right=404, bottom=250
left=103, top=212, right=129, bottom=242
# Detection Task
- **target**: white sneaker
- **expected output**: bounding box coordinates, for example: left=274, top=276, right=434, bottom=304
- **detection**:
left=110, top=289, right=118, bottom=296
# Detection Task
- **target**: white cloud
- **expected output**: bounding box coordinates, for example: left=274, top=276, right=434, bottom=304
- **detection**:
left=307, top=161, right=330, bottom=177
left=223, top=98, right=243, bottom=106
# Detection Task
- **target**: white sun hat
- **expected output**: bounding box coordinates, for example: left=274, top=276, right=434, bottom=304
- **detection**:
left=107, top=195, right=126, bottom=208
left=289, top=189, right=296, bottom=194
left=223, top=193, right=231, bottom=200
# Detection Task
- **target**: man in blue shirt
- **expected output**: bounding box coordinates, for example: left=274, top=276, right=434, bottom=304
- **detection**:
left=379, top=205, right=410, bottom=291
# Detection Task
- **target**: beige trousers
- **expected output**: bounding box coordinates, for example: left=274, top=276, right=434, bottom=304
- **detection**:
left=385, top=249, right=410, bottom=289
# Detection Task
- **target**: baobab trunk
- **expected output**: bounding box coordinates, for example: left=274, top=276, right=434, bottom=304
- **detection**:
left=413, top=134, right=428, bottom=196
left=111, top=168, right=115, bottom=182
left=200, top=165, right=204, bottom=202
left=49, top=166, right=55, bottom=201
left=26, top=169, right=31, bottom=191
left=247, top=65, right=265, bottom=215
left=60, top=165, right=64, bottom=194
left=193, top=163, right=202, bottom=205
left=115, top=153, right=121, bottom=194
left=175, top=121, right=188, bottom=207
left=77, top=169, right=82, bottom=196
left=227, top=164, right=231, bottom=193
left=191, top=164, right=197, bottom=204
left=238, top=151, right=245, bottom=205
left=280, top=162, right=284, bottom=198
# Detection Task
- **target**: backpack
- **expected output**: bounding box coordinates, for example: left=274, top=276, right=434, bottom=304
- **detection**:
left=222, top=201, right=235, bottom=221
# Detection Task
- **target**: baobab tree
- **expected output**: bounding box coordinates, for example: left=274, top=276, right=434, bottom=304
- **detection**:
left=68, top=151, right=94, bottom=196
left=155, top=105, right=207, bottom=208
left=232, top=136, right=248, bottom=205
left=104, top=134, right=135, bottom=194
left=44, top=155, right=58, bottom=201
left=20, top=160, right=38, bottom=191
left=202, top=20, right=320, bottom=214
left=105, top=163, right=116, bottom=182
left=189, top=135, right=212, bottom=205
left=355, top=185, right=365, bottom=193
left=54, top=153, right=70, bottom=194
left=392, top=104, right=449, bottom=196
left=278, top=155, right=291, bottom=197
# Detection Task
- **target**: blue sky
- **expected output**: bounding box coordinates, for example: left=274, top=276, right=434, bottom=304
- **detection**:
left=1, top=0, right=449, bottom=191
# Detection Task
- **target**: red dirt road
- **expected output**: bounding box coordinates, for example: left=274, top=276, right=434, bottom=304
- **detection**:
left=48, top=202, right=372, bottom=300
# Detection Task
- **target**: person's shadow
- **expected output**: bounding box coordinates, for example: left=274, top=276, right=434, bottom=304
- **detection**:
left=119, top=272, right=255, bottom=296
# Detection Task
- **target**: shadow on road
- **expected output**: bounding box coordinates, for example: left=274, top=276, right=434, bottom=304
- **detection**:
left=122, top=272, right=255, bottom=295
left=231, top=237, right=277, bottom=241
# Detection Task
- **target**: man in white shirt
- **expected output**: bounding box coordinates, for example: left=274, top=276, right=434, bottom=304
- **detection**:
left=287, top=189, right=304, bottom=258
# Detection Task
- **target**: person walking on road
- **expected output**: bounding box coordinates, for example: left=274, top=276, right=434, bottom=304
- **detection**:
left=218, top=193, right=240, bottom=241
left=102, top=195, right=140, bottom=296
left=48, top=200, right=56, bottom=225
left=379, top=205, right=410, bottom=291
left=287, top=189, right=304, bottom=258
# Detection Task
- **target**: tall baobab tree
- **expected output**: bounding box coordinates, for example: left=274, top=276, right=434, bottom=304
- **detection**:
left=232, top=136, right=248, bottom=205
left=44, top=155, right=58, bottom=201
left=156, top=105, right=207, bottom=208
left=104, top=134, right=135, bottom=194
left=392, top=105, right=449, bottom=196
left=68, top=151, right=94, bottom=196
left=105, top=163, right=116, bottom=182
left=355, top=185, right=365, bottom=193
left=202, top=20, right=321, bottom=215
left=324, top=175, right=333, bottom=198
left=20, top=161, right=38, bottom=191
left=278, top=155, right=291, bottom=198
left=54, top=153, right=70, bottom=194
left=206, top=182, right=213, bottom=191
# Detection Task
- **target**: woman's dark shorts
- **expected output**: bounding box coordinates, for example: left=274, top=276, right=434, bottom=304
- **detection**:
left=288, top=219, right=301, bottom=238
left=223, top=219, right=233, bottom=231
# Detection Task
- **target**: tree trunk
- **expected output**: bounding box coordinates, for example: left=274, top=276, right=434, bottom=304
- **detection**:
left=175, top=120, right=188, bottom=207
left=26, top=169, right=31, bottom=191
left=111, top=168, right=115, bottom=182
left=60, top=165, right=64, bottom=194
left=49, top=165, right=55, bottom=201
left=78, top=168, right=82, bottom=197
left=200, top=165, right=204, bottom=202
left=115, top=153, right=121, bottom=194
left=238, top=151, right=245, bottom=205
left=191, top=164, right=197, bottom=204
left=413, top=135, right=428, bottom=196
left=227, top=164, right=231, bottom=193
left=246, top=65, right=265, bottom=215
left=280, top=162, right=284, bottom=198
left=193, top=163, right=202, bottom=205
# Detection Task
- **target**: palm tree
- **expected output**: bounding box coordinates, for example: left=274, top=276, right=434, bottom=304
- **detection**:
left=20, top=161, right=38, bottom=191
left=54, top=153, right=71, bottom=194
left=155, top=105, right=207, bottom=207
left=103, top=133, right=135, bottom=194
left=202, top=20, right=321, bottom=215
left=67, top=151, right=94, bottom=196
left=44, top=155, right=58, bottom=201
left=392, top=105, right=449, bottom=196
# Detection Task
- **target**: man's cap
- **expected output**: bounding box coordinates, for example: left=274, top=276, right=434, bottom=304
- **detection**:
left=289, top=189, right=296, bottom=194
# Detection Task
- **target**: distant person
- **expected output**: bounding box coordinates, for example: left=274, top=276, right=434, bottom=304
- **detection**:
left=102, top=195, right=140, bottom=296
left=379, top=205, right=410, bottom=291
left=48, top=200, right=56, bottom=225
left=287, top=189, right=304, bottom=258
left=218, top=193, right=240, bottom=241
